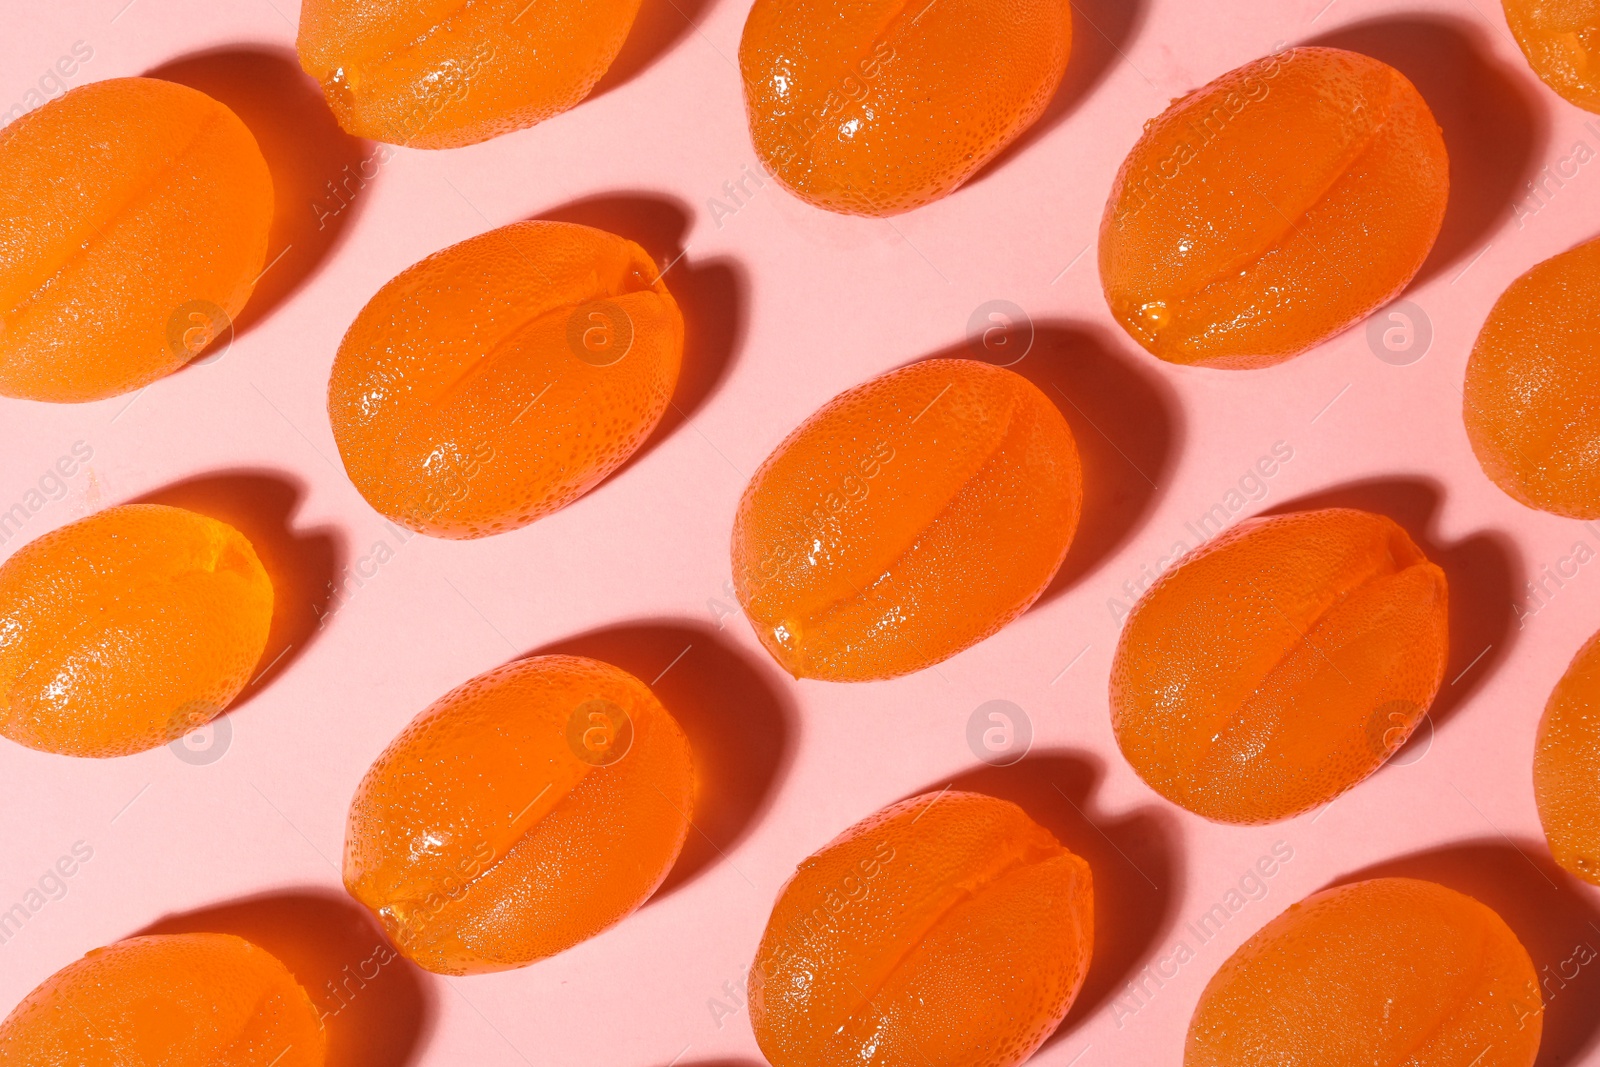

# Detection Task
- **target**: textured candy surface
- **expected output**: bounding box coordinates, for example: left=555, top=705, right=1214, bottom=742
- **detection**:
left=731, top=358, right=1081, bottom=681
left=0, top=503, right=273, bottom=758
left=0, top=933, right=325, bottom=1067
left=0, top=77, right=272, bottom=402
left=1187, top=878, right=1541, bottom=1067
left=344, top=655, right=694, bottom=974
left=1464, top=235, right=1600, bottom=517
left=739, top=0, right=1071, bottom=215
left=750, top=790, right=1093, bottom=1067
left=1503, top=0, right=1600, bottom=112
left=1100, top=47, right=1448, bottom=368
left=328, top=220, right=682, bottom=539
left=1111, top=508, right=1448, bottom=823
left=1535, top=628, right=1600, bottom=885
left=297, top=0, right=643, bottom=148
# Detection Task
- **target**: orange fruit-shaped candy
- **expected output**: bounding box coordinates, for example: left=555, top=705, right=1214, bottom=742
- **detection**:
left=1100, top=47, right=1448, bottom=368
left=731, top=358, right=1081, bottom=681
left=1187, top=878, right=1541, bottom=1067
left=0, top=933, right=325, bottom=1066
left=0, top=504, right=273, bottom=758
left=297, top=0, right=643, bottom=148
left=1503, top=0, right=1600, bottom=112
left=344, top=654, right=693, bottom=974
left=0, top=77, right=272, bottom=402
left=738, top=0, right=1071, bottom=215
left=1535, top=628, right=1600, bottom=885
left=750, top=790, right=1092, bottom=1067
left=328, top=220, right=682, bottom=539
left=1111, top=508, right=1448, bottom=823
left=1464, top=235, right=1600, bottom=517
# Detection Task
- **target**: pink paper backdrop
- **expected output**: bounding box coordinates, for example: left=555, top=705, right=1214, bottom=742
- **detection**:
left=4, top=0, right=1599, bottom=1063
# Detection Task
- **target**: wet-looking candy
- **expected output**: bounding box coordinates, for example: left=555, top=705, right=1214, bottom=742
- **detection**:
left=1111, top=508, right=1448, bottom=823
left=0, top=933, right=325, bottom=1066
left=344, top=655, right=694, bottom=974
left=1100, top=47, right=1448, bottom=368
left=1503, top=0, right=1600, bottom=113
left=731, top=358, right=1081, bottom=681
left=1187, top=878, right=1540, bottom=1067
left=0, top=503, right=273, bottom=758
left=750, top=790, right=1093, bottom=1067
left=328, top=220, right=682, bottom=539
left=0, top=78, right=272, bottom=402
left=1535, top=627, right=1600, bottom=885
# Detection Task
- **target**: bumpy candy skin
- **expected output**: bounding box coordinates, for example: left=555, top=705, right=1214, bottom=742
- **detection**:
left=1463, top=235, right=1600, bottom=518
left=1186, top=878, right=1541, bottom=1067
left=1503, top=0, right=1600, bottom=113
left=1535, top=628, right=1600, bottom=885
left=328, top=221, right=683, bottom=539
left=0, top=504, right=273, bottom=759
left=0, top=77, right=272, bottom=402
left=738, top=0, right=1072, bottom=215
left=0, top=933, right=326, bottom=1067
left=731, top=358, right=1081, bottom=681
left=1111, top=508, right=1448, bottom=824
left=344, top=654, right=694, bottom=975
left=1100, top=47, right=1449, bottom=368
left=750, top=790, right=1093, bottom=1067
left=297, top=0, right=643, bottom=148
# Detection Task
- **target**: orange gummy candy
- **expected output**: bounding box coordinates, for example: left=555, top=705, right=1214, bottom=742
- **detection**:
left=1503, top=0, right=1600, bottom=113
left=731, top=358, right=1081, bottom=681
left=750, top=790, right=1092, bottom=1067
left=1187, top=878, right=1540, bottom=1067
left=0, top=504, right=273, bottom=758
left=297, top=0, right=643, bottom=148
left=1464, top=235, right=1600, bottom=518
left=0, top=933, right=325, bottom=1067
left=739, top=0, right=1071, bottom=215
left=0, top=78, right=272, bottom=402
left=1111, top=508, right=1448, bottom=823
left=344, top=655, right=693, bottom=974
left=1535, top=628, right=1600, bottom=885
left=1100, top=47, right=1448, bottom=368
left=328, top=221, right=682, bottom=539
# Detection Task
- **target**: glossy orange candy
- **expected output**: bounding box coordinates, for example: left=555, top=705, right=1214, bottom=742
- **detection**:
left=0, top=933, right=325, bottom=1066
left=1187, top=878, right=1541, bottom=1067
left=1464, top=235, right=1600, bottom=517
left=731, top=358, right=1081, bottom=681
left=0, top=504, right=273, bottom=758
left=751, top=790, right=1092, bottom=1067
left=329, top=221, right=682, bottom=539
left=1503, top=0, right=1600, bottom=112
left=1535, top=628, right=1600, bottom=885
left=344, top=655, right=693, bottom=974
left=297, top=0, right=644, bottom=148
left=739, top=0, right=1071, bottom=215
left=1111, top=508, right=1448, bottom=823
left=1100, top=47, right=1448, bottom=368
left=0, top=77, right=272, bottom=402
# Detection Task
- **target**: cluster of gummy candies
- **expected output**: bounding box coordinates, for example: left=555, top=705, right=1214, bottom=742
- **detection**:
left=3, top=0, right=1600, bottom=1065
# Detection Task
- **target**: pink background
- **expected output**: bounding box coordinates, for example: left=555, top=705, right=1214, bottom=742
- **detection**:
left=4, top=0, right=1600, bottom=1063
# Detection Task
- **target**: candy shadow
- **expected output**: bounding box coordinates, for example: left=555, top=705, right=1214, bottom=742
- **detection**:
left=967, top=0, right=1149, bottom=192
left=146, top=46, right=373, bottom=336
left=1329, top=840, right=1600, bottom=1066
left=135, top=889, right=436, bottom=1067
left=1305, top=15, right=1544, bottom=288
left=903, top=749, right=1181, bottom=1044
left=1265, top=477, right=1519, bottom=735
left=589, top=0, right=719, bottom=101
left=129, top=470, right=344, bottom=706
left=525, top=620, right=795, bottom=900
left=911, top=321, right=1182, bottom=607
left=534, top=193, right=748, bottom=480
